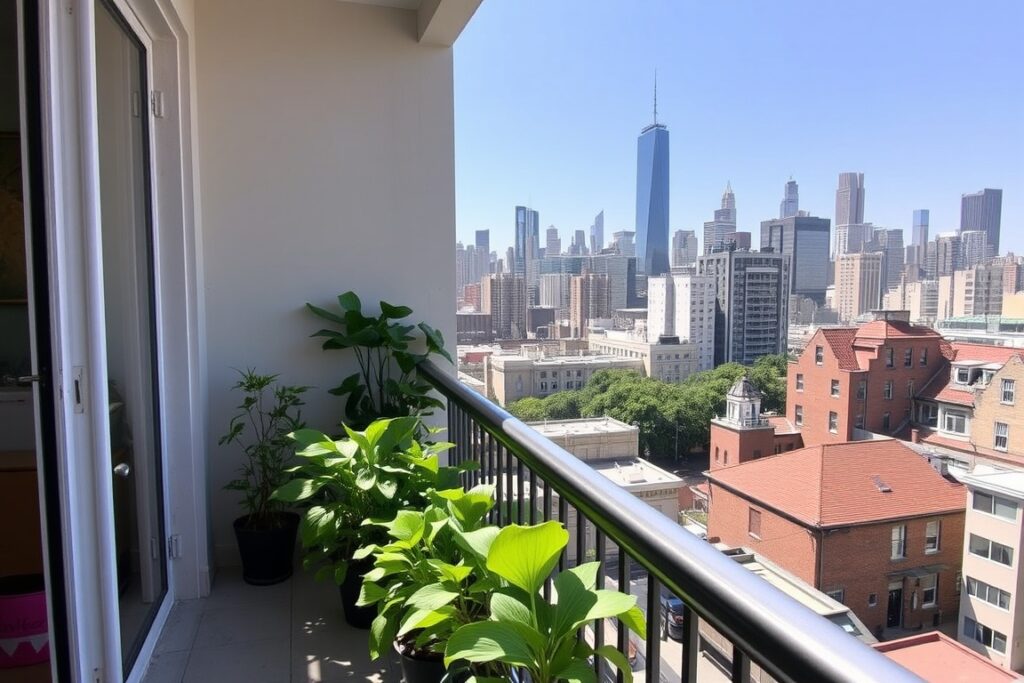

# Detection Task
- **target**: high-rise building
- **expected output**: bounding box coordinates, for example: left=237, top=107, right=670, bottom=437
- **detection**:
left=934, top=233, right=962, bottom=277
left=481, top=273, right=527, bottom=339
left=475, top=229, right=489, bottom=254
left=538, top=273, right=567, bottom=317
left=569, top=272, right=610, bottom=338
left=545, top=226, right=561, bottom=258
left=671, top=229, right=699, bottom=267
left=911, top=210, right=929, bottom=248
left=703, top=182, right=738, bottom=255
left=570, top=229, right=588, bottom=256
left=612, top=230, right=636, bottom=258
left=634, top=89, right=670, bottom=275
left=759, top=215, right=831, bottom=303
left=832, top=222, right=872, bottom=259
left=835, top=252, right=883, bottom=322
left=697, top=250, right=791, bottom=365
left=779, top=177, right=799, bottom=219
left=960, top=188, right=1003, bottom=256
left=514, top=206, right=539, bottom=275
left=834, top=172, right=865, bottom=226
left=864, top=227, right=905, bottom=291
left=937, top=262, right=1005, bottom=322
left=906, top=210, right=929, bottom=278
left=645, top=272, right=716, bottom=371
left=959, top=230, right=988, bottom=269
left=590, top=211, right=605, bottom=255
left=883, top=277, right=939, bottom=325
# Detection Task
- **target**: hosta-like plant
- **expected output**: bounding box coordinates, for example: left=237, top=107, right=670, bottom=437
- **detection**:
left=444, top=522, right=647, bottom=683
left=272, top=416, right=459, bottom=584
left=356, top=485, right=500, bottom=661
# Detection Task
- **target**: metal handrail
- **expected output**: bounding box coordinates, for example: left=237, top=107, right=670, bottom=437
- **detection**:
left=420, top=360, right=923, bottom=683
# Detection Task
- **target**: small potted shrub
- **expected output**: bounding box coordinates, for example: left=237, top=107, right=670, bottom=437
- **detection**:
left=307, top=291, right=451, bottom=430
left=274, top=416, right=461, bottom=628
left=444, top=521, right=647, bottom=682
left=219, top=369, right=308, bottom=585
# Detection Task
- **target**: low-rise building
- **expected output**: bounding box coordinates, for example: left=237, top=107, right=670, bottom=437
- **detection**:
left=484, top=353, right=643, bottom=405
left=874, top=632, right=1018, bottom=682
left=587, top=327, right=701, bottom=383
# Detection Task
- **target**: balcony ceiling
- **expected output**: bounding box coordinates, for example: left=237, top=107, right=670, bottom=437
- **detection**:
left=344, top=0, right=422, bottom=9
left=342, top=0, right=483, bottom=46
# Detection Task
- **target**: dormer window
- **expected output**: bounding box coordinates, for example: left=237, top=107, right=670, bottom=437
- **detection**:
left=955, top=367, right=971, bottom=385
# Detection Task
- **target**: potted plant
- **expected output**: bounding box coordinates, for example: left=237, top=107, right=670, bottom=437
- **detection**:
left=273, top=416, right=461, bottom=628
left=219, top=369, right=308, bottom=585
left=444, top=521, right=647, bottom=683
left=356, top=485, right=501, bottom=682
left=307, top=291, right=451, bottom=430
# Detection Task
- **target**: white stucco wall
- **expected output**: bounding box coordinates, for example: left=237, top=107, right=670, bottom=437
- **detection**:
left=195, top=0, right=457, bottom=565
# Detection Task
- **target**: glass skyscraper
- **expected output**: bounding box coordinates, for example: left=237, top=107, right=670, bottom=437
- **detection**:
left=634, top=122, right=670, bottom=276
left=514, top=205, right=539, bottom=275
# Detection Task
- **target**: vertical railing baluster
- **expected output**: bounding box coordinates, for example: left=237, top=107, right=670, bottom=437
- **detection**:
left=576, top=508, right=586, bottom=570
left=486, top=433, right=496, bottom=523
left=732, top=647, right=751, bottom=683
left=647, top=574, right=661, bottom=681
left=558, top=496, right=569, bottom=572
left=616, top=552, right=629, bottom=683
left=516, top=459, right=525, bottom=524
left=446, top=400, right=455, bottom=466
left=681, top=603, right=699, bottom=683
left=529, top=468, right=538, bottom=524
left=506, top=448, right=515, bottom=524
left=593, top=529, right=606, bottom=679
left=495, top=443, right=504, bottom=525
left=543, top=479, right=553, bottom=602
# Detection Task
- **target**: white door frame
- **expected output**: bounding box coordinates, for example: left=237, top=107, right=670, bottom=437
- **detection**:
left=34, top=0, right=207, bottom=679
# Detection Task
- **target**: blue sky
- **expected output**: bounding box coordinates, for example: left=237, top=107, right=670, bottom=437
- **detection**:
left=453, top=0, right=1023, bottom=257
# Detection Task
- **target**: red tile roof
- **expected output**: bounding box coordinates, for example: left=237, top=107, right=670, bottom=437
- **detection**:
left=819, top=328, right=861, bottom=370
left=855, top=319, right=943, bottom=340
left=916, top=381, right=974, bottom=407
left=707, top=440, right=965, bottom=528
left=949, top=342, right=1024, bottom=364
left=874, top=632, right=1017, bottom=682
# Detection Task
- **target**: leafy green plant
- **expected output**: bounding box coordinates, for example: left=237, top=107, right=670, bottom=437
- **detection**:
left=219, top=369, right=308, bottom=528
left=272, top=416, right=460, bottom=584
left=444, top=521, right=647, bottom=683
left=307, top=292, right=452, bottom=429
left=356, top=485, right=501, bottom=661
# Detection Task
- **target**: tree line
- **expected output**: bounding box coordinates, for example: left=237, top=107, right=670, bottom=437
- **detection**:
left=507, top=355, right=788, bottom=460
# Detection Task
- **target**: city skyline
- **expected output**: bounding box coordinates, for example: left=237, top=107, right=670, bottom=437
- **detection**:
left=453, top=1, right=1023, bottom=257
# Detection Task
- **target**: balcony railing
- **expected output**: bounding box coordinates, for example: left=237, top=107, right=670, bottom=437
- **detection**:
left=421, top=360, right=923, bottom=683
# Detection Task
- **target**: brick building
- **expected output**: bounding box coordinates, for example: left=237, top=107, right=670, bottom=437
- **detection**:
left=709, top=376, right=802, bottom=470
left=706, top=440, right=966, bottom=637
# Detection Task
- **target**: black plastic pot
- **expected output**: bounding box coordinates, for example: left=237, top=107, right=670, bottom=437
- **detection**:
left=397, top=647, right=446, bottom=683
left=233, top=512, right=299, bottom=586
left=338, top=556, right=376, bottom=629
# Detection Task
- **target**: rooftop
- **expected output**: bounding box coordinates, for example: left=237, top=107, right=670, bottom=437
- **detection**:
left=528, top=416, right=637, bottom=438
left=489, top=353, right=642, bottom=367
left=961, top=464, right=1024, bottom=502
left=855, top=319, right=943, bottom=341
left=590, top=458, right=682, bottom=487
left=949, top=342, right=1024, bottom=364
left=707, top=440, right=965, bottom=528
left=872, top=632, right=1019, bottom=682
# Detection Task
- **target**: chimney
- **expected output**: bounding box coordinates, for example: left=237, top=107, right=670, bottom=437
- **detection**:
left=911, top=429, right=920, bottom=444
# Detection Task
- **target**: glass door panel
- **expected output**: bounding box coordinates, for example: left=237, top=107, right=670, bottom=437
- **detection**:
left=94, top=0, right=167, bottom=673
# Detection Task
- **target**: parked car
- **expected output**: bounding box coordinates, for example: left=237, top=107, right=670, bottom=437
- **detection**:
left=660, top=591, right=685, bottom=641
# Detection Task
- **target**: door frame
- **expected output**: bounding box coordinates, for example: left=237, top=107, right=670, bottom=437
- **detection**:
left=33, top=0, right=207, bottom=679
left=886, top=581, right=903, bottom=629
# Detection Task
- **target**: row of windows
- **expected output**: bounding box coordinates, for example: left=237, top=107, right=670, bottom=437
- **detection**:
left=813, top=344, right=931, bottom=368
left=968, top=533, right=1014, bottom=566
left=796, top=375, right=916, bottom=401
left=538, top=380, right=584, bottom=392
left=963, top=616, right=1007, bottom=653
left=973, top=492, right=1018, bottom=520
left=966, top=576, right=1011, bottom=610
left=890, top=521, right=941, bottom=560
left=538, top=370, right=583, bottom=379
left=827, top=574, right=938, bottom=609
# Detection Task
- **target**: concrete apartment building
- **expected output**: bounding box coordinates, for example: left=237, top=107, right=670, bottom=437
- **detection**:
left=882, top=279, right=939, bottom=325
left=646, top=271, right=716, bottom=371
left=836, top=252, right=884, bottom=322
left=569, top=272, right=611, bottom=338
left=706, top=440, right=966, bottom=638
left=937, top=263, right=1005, bottom=323
left=481, top=273, right=527, bottom=339
left=587, top=327, right=701, bottom=383
left=484, top=353, right=643, bottom=405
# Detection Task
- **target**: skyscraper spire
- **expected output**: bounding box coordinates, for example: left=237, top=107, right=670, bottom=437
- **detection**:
left=653, top=70, right=658, bottom=125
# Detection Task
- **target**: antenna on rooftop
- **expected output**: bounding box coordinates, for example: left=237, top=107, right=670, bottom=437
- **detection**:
left=653, top=69, right=658, bottom=125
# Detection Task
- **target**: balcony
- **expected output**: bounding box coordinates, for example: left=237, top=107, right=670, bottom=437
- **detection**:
left=144, top=361, right=921, bottom=683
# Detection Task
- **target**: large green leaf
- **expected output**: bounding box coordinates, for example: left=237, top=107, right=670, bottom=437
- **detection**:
left=380, top=300, right=413, bottom=320
left=381, top=510, right=425, bottom=544
left=553, top=659, right=596, bottom=683
left=406, top=584, right=460, bottom=612
left=489, top=591, right=532, bottom=628
left=444, top=621, right=538, bottom=668
left=305, top=302, right=346, bottom=325
left=486, top=522, right=567, bottom=595
left=550, top=564, right=600, bottom=639
left=338, top=291, right=362, bottom=312
left=453, top=526, right=500, bottom=564
left=616, top=605, right=647, bottom=640
left=355, top=467, right=376, bottom=490
left=397, top=605, right=456, bottom=638
left=593, top=645, right=633, bottom=683
left=271, top=478, right=322, bottom=502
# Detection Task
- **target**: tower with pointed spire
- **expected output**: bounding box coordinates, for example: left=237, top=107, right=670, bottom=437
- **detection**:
left=635, top=74, right=670, bottom=276
left=703, top=182, right=738, bottom=254
left=709, top=375, right=778, bottom=470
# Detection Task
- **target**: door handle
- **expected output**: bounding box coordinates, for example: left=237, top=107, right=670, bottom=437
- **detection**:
left=113, top=463, right=131, bottom=478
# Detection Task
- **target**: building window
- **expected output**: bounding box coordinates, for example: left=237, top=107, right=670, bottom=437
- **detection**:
left=883, top=381, right=893, bottom=400
left=815, top=346, right=823, bottom=365
left=748, top=508, right=762, bottom=538
left=891, top=525, right=907, bottom=559
left=856, top=380, right=867, bottom=400
left=955, top=367, right=971, bottom=384
left=963, top=617, right=1008, bottom=654
left=868, top=593, right=878, bottom=607
left=882, top=413, right=891, bottom=431
left=796, top=373, right=804, bottom=391
left=540, top=381, right=547, bottom=391
left=973, top=492, right=1018, bottom=520
left=886, top=347, right=894, bottom=368
left=921, top=574, right=937, bottom=607
left=925, top=520, right=941, bottom=553
left=855, top=414, right=864, bottom=429
left=918, top=403, right=937, bottom=427
left=539, top=371, right=547, bottom=378
left=828, top=411, right=838, bottom=433
left=969, top=533, right=1014, bottom=566
left=830, top=379, right=840, bottom=397
left=1002, top=379, right=1016, bottom=404
left=715, top=447, right=720, bottom=462
left=795, top=405, right=803, bottom=426
left=904, top=348, right=913, bottom=367
left=943, top=411, right=967, bottom=435
left=576, top=370, right=583, bottom=377
left=906, top=380, right=914, bottom=398
left=825, top=588, right=845, bottom=604
left=920, top=348, right=928, bottom=366
left=995, top=422, right=1009, bottom=451
left=967, top=577, right=1011, bottom=610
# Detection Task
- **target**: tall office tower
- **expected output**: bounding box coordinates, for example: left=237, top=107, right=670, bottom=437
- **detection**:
left=864, top=227, right=905, bottom=291
left=646, top=272, right=716, bottom=371
left=835, top=252, right=883, bottom=323
left=588, top=254, right=635, bottom=312
left=905, top=210, right=929, bottom=277
left=960, top=188, right=1003, bottom=256
left=911, top=210, right=929, bottom=249
left=779, top=178, right=799, bottom=219
left=514, top=206, right=539, bottom=274
left=759, top=215, right=831, bottom=303
left=924, top=241, right=937, bottom=280
left=569, top=272, right=610, bottom=338
left=481, top=274, right=527, bottom=340
left=612, top=230, right=636, bottom=258
left=538, top=273, right=568, bottom=318
left=937, top=263, right=1005, bottom=322
left=832, top=222, right=872, bottom=259
left=634, top=87, right=670, bottom=275
left=697, top=250, right=791, bottom=365
left=569, top=229, right=588, bottom=256
left=475, top=229, right=490, bottom=254
left=960, top=230, right=988, bottom=269
left=834, top=172, right=866, bottom=226
left=934, top=233, right=962, bottom=277
left=590, top=211, right=605, bottom=255
left=455, top=242, right=467, bottom=296
left=703, top=182, right=738, bottom=254
left=505, top=247, right=515, bottom=275
left=671, top=229, right=699, bottom=267
left=545, top=226, right=561, bottom=258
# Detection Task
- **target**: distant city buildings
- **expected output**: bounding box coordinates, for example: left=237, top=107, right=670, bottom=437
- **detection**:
left=760, top=215, right=831, bottom=304
left=569, top=272, right=610, bottom=338
left=612, top=230, right=636, bottom=258
left=481, top=273, right=527, bottom=339
left=646, top=271, right=716, bottom=371
left=779, top=177, right=799, bottom=219
left=703, top=182, right=737, bottom=255
left=587, top=327, right=701, bottom=383
left=590, top=210, right=604, bottom=256
left=961, top=188, right=1003, bottom=256
left=485, top=352, right=643, bottom=405
left=634, top=103, right=670, bottom=275
left=545, top=225, right=561, bottom=258
left=835, top=252, right=883, bottom=322
left=671, top=229, right=699, bottom=268
left=514, top=205, right=539, bottom=275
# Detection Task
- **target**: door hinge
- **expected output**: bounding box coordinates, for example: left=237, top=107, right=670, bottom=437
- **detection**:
left=72, top=366, right=85, bottom=414
left=150, top=90, right=164, bottom=118
left=167, top=534, right=182, bottom=560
